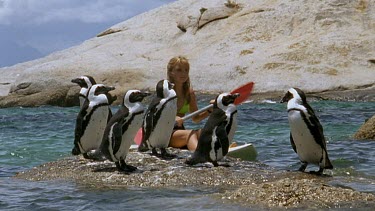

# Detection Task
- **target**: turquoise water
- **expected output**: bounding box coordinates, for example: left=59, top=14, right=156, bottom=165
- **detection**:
left=1, top=100, right=374, bottom=210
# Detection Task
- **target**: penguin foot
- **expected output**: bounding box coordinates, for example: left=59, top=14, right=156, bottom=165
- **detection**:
left=185, top=156, right=207, bottom=166
left=85, top=150, right=107, bottom=161
left=217, top=162, right=232, bottom=167
left=298, top=162, right=308, bottom=172
left=185, top=157, right=198, bottom=166
left=138, top=142, right=149, bottom=152
left=309, top=170, right=323, bottom=176
left=72, top=147, right=80, bottom=156
left=115, top=161, right=137, bottom=173
left=120, top=164, right=137, bottom=172
left=83, top=153, right=90, bottom=159
left=308, top=167, right=324, bottom=176
left=185, top=160, right=215, bottom=168
left=151, top=148, right=159, bottom=156
left=120, top=160, right=137, bottom=172
left=160, top=148, right=176, bottom=160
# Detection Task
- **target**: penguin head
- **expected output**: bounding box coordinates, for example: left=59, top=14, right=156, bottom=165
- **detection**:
left=71, top=75, right=96, bottom=88
left=123, top=90, right=151, bottom=106
left=215, top=93, right=240, bottom=110
left=88, top=84, right=115, bottom=103
left=156, top=79, right=176, bottom=98
left=280, top=88, right=307, bottom=105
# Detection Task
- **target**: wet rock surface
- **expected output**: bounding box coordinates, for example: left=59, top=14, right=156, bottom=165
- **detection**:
left=354, top=114, right=375, bottom=140
left=14, top=148, right=375, bottom=209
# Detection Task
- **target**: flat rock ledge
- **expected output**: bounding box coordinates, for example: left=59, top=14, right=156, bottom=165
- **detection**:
left=14, top=148, right=375, bottom=209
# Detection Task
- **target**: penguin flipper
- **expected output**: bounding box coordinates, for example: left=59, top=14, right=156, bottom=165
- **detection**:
left=138, top=107, right=155, bottom=151
left=216, top=123, right=230, bottom=156
left=305, top=105, right=327, bottom=149
left=142, top=110, right=154, bottom=142
left=107, top=108, right=113, bottom=122
left=322, top=149, right=334, bottom=169
left=138, top=126, right=150, bottom=152
left=290, top=132, right=297, bottom=153
left=72, top=104, right=88, bottom=154
left=306, top=109, right=334, bottom=168
left=111, top=122, right=123, bottom=155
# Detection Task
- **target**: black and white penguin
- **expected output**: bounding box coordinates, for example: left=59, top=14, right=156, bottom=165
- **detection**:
left=72, top=84, right=115, bottom=159
left=71, top=75, right=97, bottom=108
left=280, top=87, right=333, bottom=174
left=186, top=93, right=239, bottom=167
left=138, top=79, right=177, bottom=159
left=100, top=90, right=151, bottom=172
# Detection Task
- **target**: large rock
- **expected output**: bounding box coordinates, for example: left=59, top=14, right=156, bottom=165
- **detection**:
left=354, top=114, right=375, bottom=140
left=1, top=0, right=375, bottom=107
left=14, top=148, right=375, bottom=209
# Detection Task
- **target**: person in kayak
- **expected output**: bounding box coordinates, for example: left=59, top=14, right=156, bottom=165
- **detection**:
left=166, top=56, right=212, bottom=151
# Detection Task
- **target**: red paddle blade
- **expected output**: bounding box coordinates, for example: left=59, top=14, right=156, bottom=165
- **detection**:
left=230, top=82, right=254, bottom=105
left=134, top=129, right=143, bottom=145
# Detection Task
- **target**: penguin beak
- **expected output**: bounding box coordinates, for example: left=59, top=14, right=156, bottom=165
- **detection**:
left=223, top=93, right=240, bottom=105
left=104, top=86, right=116, bottom=92
left=141, top=92, right=152, bottom=98
left=137, top=91, right=151, bottom=102
left=100, top=86, right=115, bottom=95
left=232, top=93, right=240, bottom=98
left=71, top=78, right=82, bottom=85
left=229, top=93, right=240, bottom=102
left=229, top=93, right=240, bottom=103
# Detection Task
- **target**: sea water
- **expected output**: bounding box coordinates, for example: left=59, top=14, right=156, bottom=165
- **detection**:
left=0, top=100, right=374, bottom=210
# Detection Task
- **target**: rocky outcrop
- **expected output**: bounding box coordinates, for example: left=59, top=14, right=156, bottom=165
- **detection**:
left=177, top=1, right=240, bottom=34
left=354, top=114, right=375, bottom=140
left=1, top=0, right=374, bottom=107
left=14, top=148, right=375, bottom=209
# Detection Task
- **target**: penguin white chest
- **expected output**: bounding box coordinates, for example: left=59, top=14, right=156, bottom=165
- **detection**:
left=288, top=110, right=322, bottom=164
left=149, top=100, right=177, bottom=148
left=81, top=106, right=109, bottom=151
left=116, top=113, right=144, bottom=159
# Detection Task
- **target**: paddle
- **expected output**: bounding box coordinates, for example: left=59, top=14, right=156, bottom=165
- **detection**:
left=133, top=82, right=254, bottom=145
left=182, top=82, right=254, bottom=121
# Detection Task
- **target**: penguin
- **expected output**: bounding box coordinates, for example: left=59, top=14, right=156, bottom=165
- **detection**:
left=186, top=93, right=239, bottom=167
left=280, top=87, right=333, bottom=174
left=71, top=75, right=97, bottom=108
left=71, top=75, right=117, bottom=108
left=100, top=90, right=151, bottom=172
left=138, top=79, right=177, bottom=159
left=72, top=84, right=115, bottom=160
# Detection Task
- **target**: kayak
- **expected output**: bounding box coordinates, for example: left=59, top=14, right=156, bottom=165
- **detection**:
left=130, top=143, right=257, bottom=161
left=227, top=143, right=257, bottom=161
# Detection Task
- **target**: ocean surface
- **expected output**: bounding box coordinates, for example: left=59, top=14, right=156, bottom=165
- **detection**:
left=1, top=100, right=374, bottom=210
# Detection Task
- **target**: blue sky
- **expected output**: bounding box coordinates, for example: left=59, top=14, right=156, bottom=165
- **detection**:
left=0, top=0, right=176, bottom=68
